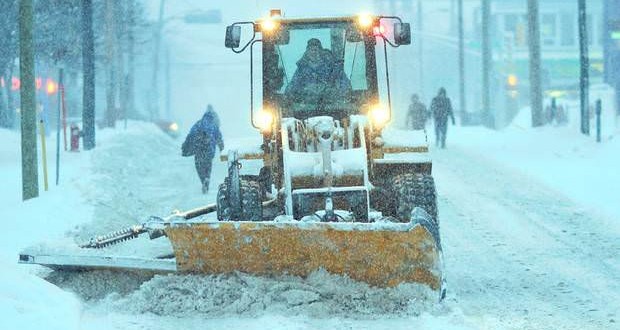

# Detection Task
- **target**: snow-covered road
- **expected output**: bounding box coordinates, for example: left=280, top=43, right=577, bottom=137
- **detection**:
left=434, top=146, right=619, bottom=329
left=3, top=122, right=618, bottom=329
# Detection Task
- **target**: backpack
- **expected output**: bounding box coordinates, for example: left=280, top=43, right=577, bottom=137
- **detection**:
left=181, top=136, right=195, bottom=157
left=182, top=130, right=210, bottom=157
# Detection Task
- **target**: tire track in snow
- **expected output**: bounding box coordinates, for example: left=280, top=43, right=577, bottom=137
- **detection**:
left=433, top=146, right=619, bottom=329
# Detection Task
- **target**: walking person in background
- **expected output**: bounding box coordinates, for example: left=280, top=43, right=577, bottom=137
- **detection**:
left=182, top=105, right=225, bottom=194
left=430, top=87, right=456, bottom=149
left=406, top=93, right=429, bottom=130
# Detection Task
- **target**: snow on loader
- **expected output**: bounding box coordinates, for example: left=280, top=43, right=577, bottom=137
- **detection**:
left=19, top=13, right=444, bottom=298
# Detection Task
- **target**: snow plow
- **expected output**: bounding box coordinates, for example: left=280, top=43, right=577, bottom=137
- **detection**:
left=19, top=13, right=444, bottom=298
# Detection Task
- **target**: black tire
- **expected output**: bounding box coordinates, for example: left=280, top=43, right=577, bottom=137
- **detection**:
left=390, top=173, right=438, bottom=223
left=217, top=179, right=263, bottom=221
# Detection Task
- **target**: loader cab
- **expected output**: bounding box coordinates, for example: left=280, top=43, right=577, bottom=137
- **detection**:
left=261, top=18, right=379, bottom=121
left=225, top=13, right=411, bottom=131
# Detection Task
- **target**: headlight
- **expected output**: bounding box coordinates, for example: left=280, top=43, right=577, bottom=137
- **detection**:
left=260, top=18, right=279, bottom=33
left=357, top=12, right=374, bottom=28
left=369, top=105, right=389, bottom=128
left=168, top=122, right=179, bottom=132
left=255, top=108, right=274, bottom=132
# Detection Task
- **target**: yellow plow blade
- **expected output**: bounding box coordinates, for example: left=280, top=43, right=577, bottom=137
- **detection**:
left=165, top=220, right=442, bottom=291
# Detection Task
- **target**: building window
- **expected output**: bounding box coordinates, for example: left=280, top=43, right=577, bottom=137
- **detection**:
left=541, top=14, right=557, bottom=46
left=503, top=14, right=528, bottom=47
left=587, top=14, right=594, bottom=46
left=560, top=13, right=575, bottom=46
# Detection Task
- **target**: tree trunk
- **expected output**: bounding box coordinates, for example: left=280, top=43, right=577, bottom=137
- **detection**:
left=19, top=0, right=39, bottom=200
left=82, top=0, right=96, bottom=150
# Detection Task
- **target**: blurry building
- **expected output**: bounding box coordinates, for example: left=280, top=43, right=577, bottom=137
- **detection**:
left=485, top=0, right=605, bottom=92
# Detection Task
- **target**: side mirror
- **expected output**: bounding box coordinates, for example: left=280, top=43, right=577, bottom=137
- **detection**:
left=225, top=25, right=241, bottom=48
left=394, top=23, right=411, bottom=45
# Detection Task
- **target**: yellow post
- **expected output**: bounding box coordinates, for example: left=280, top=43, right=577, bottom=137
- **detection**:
left=39, top=120, right=49, bottom=191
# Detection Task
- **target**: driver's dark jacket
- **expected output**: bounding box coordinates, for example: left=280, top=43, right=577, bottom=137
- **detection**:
left=285, top=49, right=351, bottom=100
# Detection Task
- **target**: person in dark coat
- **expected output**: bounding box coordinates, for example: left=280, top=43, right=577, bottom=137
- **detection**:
left=182, top=105, right=225, bottom=193
left=430, top=87, right=455, bottom=148
left=285, top=38, right=351, bottom=103
left=406, top=93, right=429, bottom=130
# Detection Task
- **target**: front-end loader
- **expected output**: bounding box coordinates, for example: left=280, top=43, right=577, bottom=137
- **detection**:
left=19, top=12, right=444, bottom=299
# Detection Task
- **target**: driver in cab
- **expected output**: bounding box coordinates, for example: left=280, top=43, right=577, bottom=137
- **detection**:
left=285, top=38, right=351, bottom=103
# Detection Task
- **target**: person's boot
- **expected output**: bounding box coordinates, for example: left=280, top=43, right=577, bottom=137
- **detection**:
left=202, top=179, right=209, bottom=194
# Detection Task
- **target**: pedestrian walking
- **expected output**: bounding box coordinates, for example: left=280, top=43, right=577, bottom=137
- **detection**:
left=182, top=105, right=225, bottom=193
left=406, top=93, right=429, bottom=130
left=430, top=87, right=455, bottom=148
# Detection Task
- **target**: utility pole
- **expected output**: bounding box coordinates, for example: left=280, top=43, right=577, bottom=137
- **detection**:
left=578, top=0, right=590, bottom=135
left=417, top=0, right=424, bottom=97
left=82, top=0, right=96, bottom=150
left=481, top=0, right=492, bottom=127
left=19, top=0, right=38, bottom=200
left=150, top=0, right=165, bottom=121
left=527, top=0, right=544, bottom=127
left=458, top=0, right=466, bottom=124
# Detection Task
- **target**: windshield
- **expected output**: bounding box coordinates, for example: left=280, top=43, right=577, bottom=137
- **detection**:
left=264, top=21, right=375, bottom=119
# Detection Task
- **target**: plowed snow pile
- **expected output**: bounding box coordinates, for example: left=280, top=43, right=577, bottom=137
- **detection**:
left=82, top=270, right=437, bottom=318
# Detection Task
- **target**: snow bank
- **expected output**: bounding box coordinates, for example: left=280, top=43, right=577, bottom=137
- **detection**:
left=0, top=259, right=81, bottom=330
left=0, top=122, right=172, bottom=330
left=0, top=127, right=94, bottom=330
left=448, top=107, right=620, bottom=219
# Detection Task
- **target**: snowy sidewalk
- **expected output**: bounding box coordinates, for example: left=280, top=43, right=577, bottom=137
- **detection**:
left=444, top=119, right=619, bottom=220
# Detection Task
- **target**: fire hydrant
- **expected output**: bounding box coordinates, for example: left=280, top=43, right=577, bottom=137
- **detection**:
left=70, top=124, right=81, bottom=152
